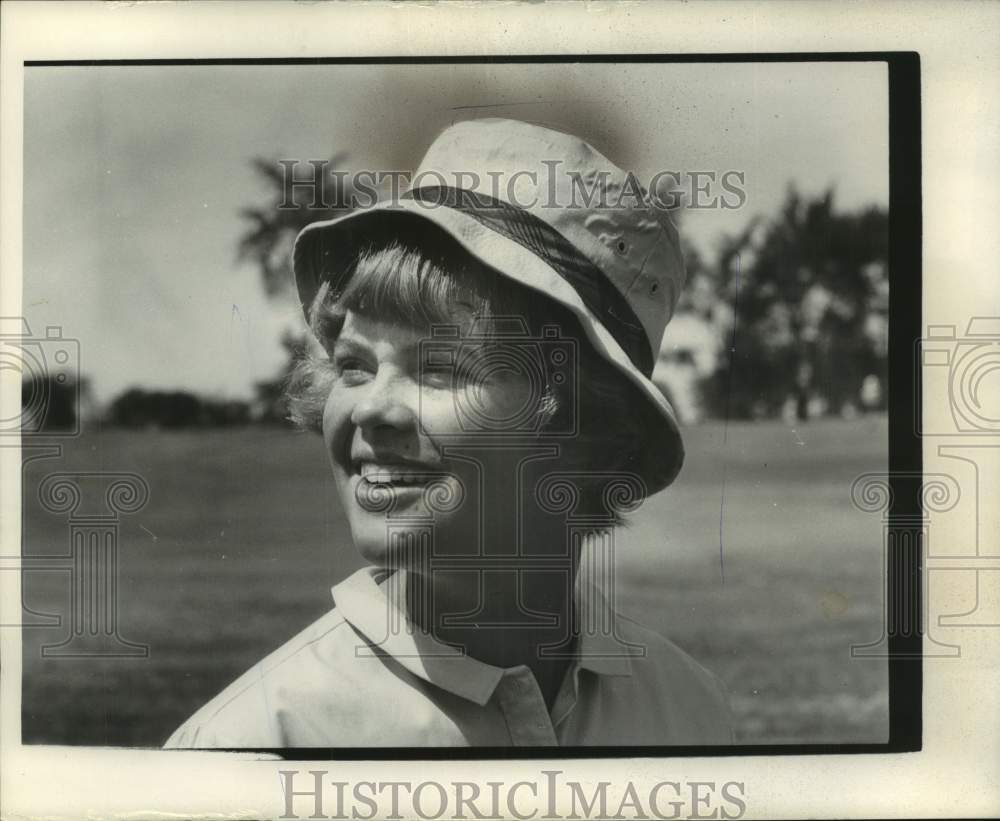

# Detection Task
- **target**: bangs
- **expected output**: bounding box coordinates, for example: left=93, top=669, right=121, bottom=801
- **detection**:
left=309, top=229, right=543, bottom=349
left=343, top=243, right=504, bottom=328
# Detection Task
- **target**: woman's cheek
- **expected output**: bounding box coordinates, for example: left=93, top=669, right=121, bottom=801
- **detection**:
left=419, top=380, right=533, bottom=438
left=416, top=388, right=464, bottom=437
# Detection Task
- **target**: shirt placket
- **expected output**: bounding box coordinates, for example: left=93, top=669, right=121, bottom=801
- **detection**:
left=494, top=666, right=558, bottom=746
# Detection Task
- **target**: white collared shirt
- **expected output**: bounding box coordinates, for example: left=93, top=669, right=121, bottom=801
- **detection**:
left=164, top=566, right=733, bottom=747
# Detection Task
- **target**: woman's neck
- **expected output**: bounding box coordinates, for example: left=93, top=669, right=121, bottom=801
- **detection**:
left=405, top=562, right=578, bottom=708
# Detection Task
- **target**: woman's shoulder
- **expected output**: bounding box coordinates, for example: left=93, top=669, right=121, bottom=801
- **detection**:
left=617, top=614, right=724, bottom=682
left=612, top=612, right=735, bottom=740
left=163, top=603, right=358, bottom=748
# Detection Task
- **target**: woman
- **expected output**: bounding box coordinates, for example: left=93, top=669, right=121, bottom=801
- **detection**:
left=166, top=118, right=732, bottom=748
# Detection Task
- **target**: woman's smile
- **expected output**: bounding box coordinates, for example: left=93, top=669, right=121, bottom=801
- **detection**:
left=354, top=460, right=442, bottom=486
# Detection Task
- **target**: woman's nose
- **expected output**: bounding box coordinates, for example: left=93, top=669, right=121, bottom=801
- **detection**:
left=349, top=371, right=416, bottom=430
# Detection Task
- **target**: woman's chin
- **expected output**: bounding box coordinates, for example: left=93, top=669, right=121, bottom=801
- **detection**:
left=348, top=525, right=394, bottom=567
left=341, top=474, right=476, bottom=568
left=348, top=518, right=473, bottom=571
left=348, top=519, right=428, bottom=569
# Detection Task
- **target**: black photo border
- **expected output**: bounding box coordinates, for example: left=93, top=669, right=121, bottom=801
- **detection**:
left=23, top=51, right=922, bottom=759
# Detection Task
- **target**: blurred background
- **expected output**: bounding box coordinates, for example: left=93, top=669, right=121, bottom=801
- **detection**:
left=19, top=61, right=889, bottom=746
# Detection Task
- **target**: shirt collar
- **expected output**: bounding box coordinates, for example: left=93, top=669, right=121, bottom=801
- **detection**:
left=331, top=564, right=633, bottom=706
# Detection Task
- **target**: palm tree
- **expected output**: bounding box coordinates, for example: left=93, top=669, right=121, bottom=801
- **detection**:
left=237, top=152, right=357, bottom=297
left=237, top=152, right=360, bottom=421
left=712, top=186, right=888, bottom=419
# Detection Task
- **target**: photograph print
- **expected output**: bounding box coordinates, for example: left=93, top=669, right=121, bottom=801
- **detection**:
left=18, top=57, right=899, bottom=751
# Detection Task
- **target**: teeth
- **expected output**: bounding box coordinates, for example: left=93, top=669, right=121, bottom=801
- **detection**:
left=358, top=463, right=436, bottom=485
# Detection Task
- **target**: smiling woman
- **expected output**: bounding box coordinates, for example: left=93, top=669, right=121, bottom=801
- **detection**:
left=288, top=229, right=666, bottom=512
left=164, top=118, right=734, bottom=749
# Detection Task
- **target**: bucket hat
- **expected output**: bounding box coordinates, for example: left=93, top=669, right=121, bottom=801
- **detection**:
left=292, top=118, right=687, bottom=488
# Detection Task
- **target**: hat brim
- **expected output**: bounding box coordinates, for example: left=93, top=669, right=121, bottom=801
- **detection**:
left=292, top=199, right=684, bottom=490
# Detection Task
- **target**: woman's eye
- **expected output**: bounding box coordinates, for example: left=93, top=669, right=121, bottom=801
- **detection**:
left=419, top=365, right=455, bottom=388
left=420, top=363, right=487, bottom=389
left=334, top=358, right=373, bottom=382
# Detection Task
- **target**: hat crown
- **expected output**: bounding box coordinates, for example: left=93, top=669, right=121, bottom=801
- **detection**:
left=412, top=118, right=686, bottom=354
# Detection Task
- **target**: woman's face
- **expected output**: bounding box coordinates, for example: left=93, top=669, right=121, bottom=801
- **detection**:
left=322, top=309, right=534, bottom=567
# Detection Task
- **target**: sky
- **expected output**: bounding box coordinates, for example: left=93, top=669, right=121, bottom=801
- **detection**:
left=22, top=61, right=888, bottom=404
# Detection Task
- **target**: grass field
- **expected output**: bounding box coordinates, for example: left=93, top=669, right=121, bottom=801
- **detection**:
left=20, top=416, right=889, bottom=747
